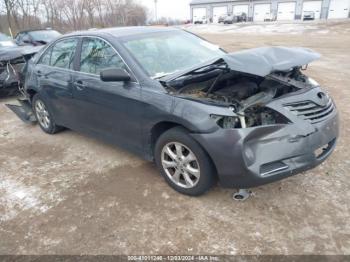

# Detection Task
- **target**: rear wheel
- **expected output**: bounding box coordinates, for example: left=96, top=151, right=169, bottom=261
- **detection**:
left=155, top=127, right=216, bottom=196
left=32, top=94, right=63, bottom=134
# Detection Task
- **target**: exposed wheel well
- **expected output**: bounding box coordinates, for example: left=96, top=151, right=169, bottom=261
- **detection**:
left=150, top=122, right=181, bottom=154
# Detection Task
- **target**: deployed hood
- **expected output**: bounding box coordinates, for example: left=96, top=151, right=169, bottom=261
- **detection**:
left=0, top=45, right=42, bottom=62
left=162, top=46, right=320, bottom=82
left=223, top=46, right=320, bottom=77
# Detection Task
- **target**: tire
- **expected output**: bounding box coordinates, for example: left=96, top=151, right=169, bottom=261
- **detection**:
left=155, top=127, right=216, bottom=196
left=32, top=94, right=63, bottom=134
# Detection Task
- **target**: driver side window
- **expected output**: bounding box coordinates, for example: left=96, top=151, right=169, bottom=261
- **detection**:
left=79, top=37, right=127, bottom=75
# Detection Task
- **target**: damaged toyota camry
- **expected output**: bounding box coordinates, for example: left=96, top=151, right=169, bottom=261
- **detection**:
left=8, top=27, right=339, bottom=196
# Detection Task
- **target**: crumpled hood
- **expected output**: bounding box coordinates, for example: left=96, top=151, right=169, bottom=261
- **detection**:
left=163, top=46, right=321, bottom=83
left=223, top=46, right=321, bottom=77
left=0, top=45, right=43, bottom=62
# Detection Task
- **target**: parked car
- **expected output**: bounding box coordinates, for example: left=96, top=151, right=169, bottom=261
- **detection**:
left=218, top=15, right=227, bottom=23
left=264, top=13, right=275, bottom=22
left=303, top=11, right=315, bottom=20
left=8, top=27, right=339, bottom=196
left=15, top=29, right=61, bottom=46
left=194, top=16, right=208, bottom=24
left=0, top=33, right=17, bottom=49
left=236, top=12, right=247, bottom=22
left=224, top=13, right=247, bottom=24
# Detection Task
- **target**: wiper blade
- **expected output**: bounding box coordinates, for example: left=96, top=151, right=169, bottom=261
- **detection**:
left=152, top=71, right=177, bottom=79
left=167, top=65, right=229, bottom=92
left=191, top=62, right=227, bottom=74
left=205, top=64, right=229, bottom=96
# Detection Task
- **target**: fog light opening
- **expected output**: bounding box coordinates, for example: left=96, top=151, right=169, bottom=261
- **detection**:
left=314, top=143, right=330, bottom=159
left=260, top=161, right=289, bottom=177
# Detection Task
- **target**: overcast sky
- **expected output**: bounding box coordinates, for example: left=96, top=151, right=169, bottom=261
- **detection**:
left=139, top=0, right=191, bottom=20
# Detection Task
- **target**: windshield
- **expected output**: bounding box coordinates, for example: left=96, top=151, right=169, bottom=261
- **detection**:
left=28, top=30, right=61, bottom=42
left=121, top=31, right=225, bottom=78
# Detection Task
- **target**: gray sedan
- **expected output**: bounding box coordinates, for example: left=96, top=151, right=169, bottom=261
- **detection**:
left=13, top=27, right=338, bottom=196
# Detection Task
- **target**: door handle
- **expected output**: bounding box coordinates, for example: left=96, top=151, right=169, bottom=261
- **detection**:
left=74, top=81, right=86, bottom=91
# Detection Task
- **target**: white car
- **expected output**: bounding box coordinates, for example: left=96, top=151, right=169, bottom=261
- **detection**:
left=264, top=13, right=275, bottom=22
left=303, top=11, right=315, bottom=20
left=194, top=16, right=208, bottom=24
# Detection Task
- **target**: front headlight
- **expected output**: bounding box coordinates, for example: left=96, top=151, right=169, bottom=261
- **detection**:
left=210, top=114, right=240, bottom=129
left=211, top=106, right=290, bottom=129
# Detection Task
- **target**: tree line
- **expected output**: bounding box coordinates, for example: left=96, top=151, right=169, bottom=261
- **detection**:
left=0, top=0, right=148, bottom=36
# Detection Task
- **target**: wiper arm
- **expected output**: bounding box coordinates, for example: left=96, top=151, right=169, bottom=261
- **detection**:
left=205, top=65, right=229, bottom=97
left=153, top=72, right=175, bottom=79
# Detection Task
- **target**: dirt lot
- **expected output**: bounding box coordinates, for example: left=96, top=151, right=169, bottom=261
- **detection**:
left=1, top=21, right=350, bottom=255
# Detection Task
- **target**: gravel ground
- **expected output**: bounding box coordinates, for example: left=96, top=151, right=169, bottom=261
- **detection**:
left=0, top=21, right=349, bottom=255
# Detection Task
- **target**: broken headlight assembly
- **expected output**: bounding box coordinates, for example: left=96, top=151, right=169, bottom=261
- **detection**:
left=211, top=106, right=291, bottom=129
left=306, top=77, right=320, bottom=87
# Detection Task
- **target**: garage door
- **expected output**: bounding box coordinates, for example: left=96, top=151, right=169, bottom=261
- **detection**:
left=302, top=1, right=322, bottom=19
left=193, top=8, right=207, bottom=23
left=213, top=6, right=228, bottom=23
left=253, top=4, right=271, bottom=21
left=277, top=2, right=296, bottom=20
left=328, top=0, right=350, bottom=19
left=233, top=4, right=249, bottom=16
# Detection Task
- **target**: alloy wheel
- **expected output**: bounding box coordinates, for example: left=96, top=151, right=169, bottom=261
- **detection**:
left=35, top=100, right=51, bottom=130
left=161, top=142, right=200, bottom=189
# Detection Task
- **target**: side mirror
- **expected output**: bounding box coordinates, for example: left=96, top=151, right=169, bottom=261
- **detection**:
left=100, top=68, right=131, bottom=82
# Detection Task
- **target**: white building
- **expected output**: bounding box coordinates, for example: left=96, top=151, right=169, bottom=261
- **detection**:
left=190, top=0, right=350, bottom=22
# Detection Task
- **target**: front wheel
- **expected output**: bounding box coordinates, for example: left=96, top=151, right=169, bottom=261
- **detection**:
left=155, top=127, right=216, bottom=196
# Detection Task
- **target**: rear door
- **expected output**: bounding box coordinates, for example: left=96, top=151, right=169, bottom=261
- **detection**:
left=34, top=37, right=78, bottom=126
left=72, top=36, right=143, bottom=153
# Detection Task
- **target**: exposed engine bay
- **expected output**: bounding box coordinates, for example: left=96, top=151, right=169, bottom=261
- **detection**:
left=162, top=62, right=316, bottom=128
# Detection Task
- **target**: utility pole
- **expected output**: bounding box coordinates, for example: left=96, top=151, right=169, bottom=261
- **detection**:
left=154, top=0, right=158, bottom=22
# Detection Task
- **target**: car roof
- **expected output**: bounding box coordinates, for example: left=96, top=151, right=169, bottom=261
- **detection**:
left=17, top=28, right=57, bottom=34
left=63, top=26, right=180, bottom=39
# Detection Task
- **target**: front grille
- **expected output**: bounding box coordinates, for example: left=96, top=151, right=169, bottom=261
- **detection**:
left=284, top=97, right=335, bottom=124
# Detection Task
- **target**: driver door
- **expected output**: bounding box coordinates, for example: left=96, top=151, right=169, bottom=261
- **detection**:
left=72, top=37, right=143, bottom=154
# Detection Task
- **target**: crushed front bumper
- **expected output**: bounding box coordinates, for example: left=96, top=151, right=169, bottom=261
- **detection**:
left=191, top=87, right=339, bottom=188
left=0, top=63, right=23, bottom=96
